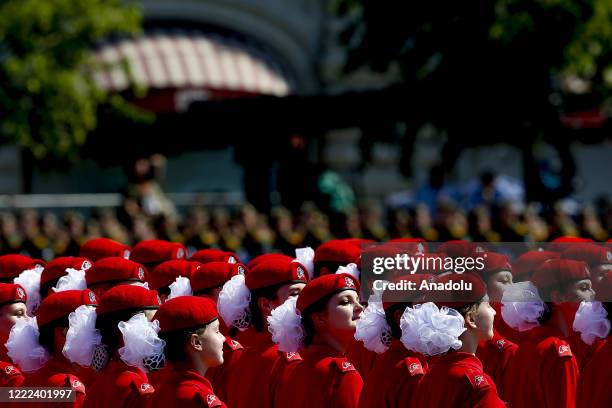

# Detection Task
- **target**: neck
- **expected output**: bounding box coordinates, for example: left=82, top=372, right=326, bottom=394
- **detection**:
left=458, top=330, right=479, bottom=354
left=311, top=332, right=349, bottom=354
left=549, top=306, right=570, bottom=338
left=188, top=354, right=210, bottom=377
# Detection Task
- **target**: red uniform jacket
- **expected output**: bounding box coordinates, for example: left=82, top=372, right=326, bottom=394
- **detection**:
left=18, top=356, right=86, bottom=408
left=413, top=352, right=505, bottom=408
left=224, top=330, right=301, bottom=408
left=358, top=340, right=427, bottom=408
left=492, top=303, right=529, bottom=346
left=346, top=338, right=377, bottom=381
left=504, top=324, right=579, bottom=408
left=275, top=343, right=363, bottom=408
left=0, top=360, right=24, bottom=387
left=476, top=329, right=517, bottom=400
left=0, top=346, right=24, bottom=387
left=83, top=359, right=154, bottom=408
left=150, top=366, right=226, bottom=408
left=205, top=336, right=244, bottom=401
left=576, top=337, right=611, bottom=408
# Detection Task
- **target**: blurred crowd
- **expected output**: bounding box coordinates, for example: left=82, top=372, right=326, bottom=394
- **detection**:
left=1, top=194, right=610, bottom=263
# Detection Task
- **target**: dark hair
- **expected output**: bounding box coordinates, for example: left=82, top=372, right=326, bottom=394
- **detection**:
left=537, top=302, right=554, bottom=325
left=159, top=324, right=208, bottom=363
left=38, top=316, right=69, bottom=355
left=384, top=303, right=410, bottom=339
left=301, top=293, right=334, bottom=346
left=96, top=309, right=147, bottom=352
left=39, top=277, right=61, bottom=302
left=249, top=284, right=282, bottom=332
left=604, top=302, right=611, bottom=327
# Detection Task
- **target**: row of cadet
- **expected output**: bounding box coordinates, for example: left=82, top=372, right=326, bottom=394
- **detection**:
left=0, top=236, right=610, bottom=407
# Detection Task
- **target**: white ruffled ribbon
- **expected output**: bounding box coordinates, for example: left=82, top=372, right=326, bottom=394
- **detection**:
left=217, top=274, right=251, bottom=331
left=6, top=316, right=50, bottom=373
left=355, top=298, right=391, bottom=353
left=63, top=305, right=102, bottom=366
left=336, top=263, right=360, bottom=280
left=294, top=247, right=315, bottom=279
left=399, top=302, right=466, bottom=356
left=501, top=281, right=545, bottom=332
left=52, top=268, right=87, bottom=293
left=13, top=265, right=44, bottom=315
left=573, top=301, right=611, bottom=345
left=118, top=313, right=166, bottom=372
left=167, top=276, right=193, bottom=300
left=267, top=297, right=304, bottom=353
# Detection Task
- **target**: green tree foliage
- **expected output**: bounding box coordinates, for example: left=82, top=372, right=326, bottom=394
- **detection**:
left=0, top=0, right=144, bottom=159
left=337, top=0, right=611, bottom=117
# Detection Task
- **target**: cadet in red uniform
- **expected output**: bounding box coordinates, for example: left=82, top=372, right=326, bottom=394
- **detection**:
left=79, top=237, right=131, bottom=261
left=471, top=252, right=517, bottom=398
left=408, top=273, right=505, bottom=408
left=150, top=296, right=227, bottom=408
left=0, top=283, right=27, bottom=387
left=85, top=257, right=149, bottom=298
left=357, top=274, right=429, bottom=408
left=576, top=274, right=612, bottom=408
left=503, top=259, right=591, bottom=408
left=83, top=285, right=161, bottom=408
left=189, top=261, right=246, bottom=401
left=271, top=273, right=365, bottom=408
left=562, top=242, right=612, bottom=283
left=149, top=259, right=201, bottom=302
left=14, top=290, right=98, bottom=407
left=220, top=257, right=308, bottom=408
left=0, top=254, right=45, bottom=313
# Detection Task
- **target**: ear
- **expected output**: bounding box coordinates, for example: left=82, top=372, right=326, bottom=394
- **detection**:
left=463, top=308, right=478, bottom=330
left=311, top=311, right=327, bottom=331
left=189, top=332, right=203, bottom=352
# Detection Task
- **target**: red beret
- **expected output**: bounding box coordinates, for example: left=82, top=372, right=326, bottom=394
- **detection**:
left=36, top=289, right=97, bottom=329
left=0, top=255, right=45, bottom=282
left=86, top=257, right=148, bottom=287
left=97, top=285, right=161, bottom=316
left=382, top=274, right=434, bottom=310
left=155, top=296, right=218, bottom=334
left=512, top=250, right=560, bottom=282
left=548, top=236, right=594, bottom=252
left=424, top=273, right=488, bottom=310
left=562, top=243, right=612, bottom=266
left=437, top=240, right=477, bottom=258
left=150, top=260, right=201, bottom=291
left=315, top=240, right=361, bottom=264
left=247, top=254, right=292, bottom=270
left=130, top=240, right=186, bottom=267
left=297, top=273, right=360, bottom=313
left=40, top=257, right=92, bottom=288
left=342, top=238, right=375, bottom=247
left=595, top=273, right=612, bottom=301
left=475, top=252, right=511, bottom=278
left=190, top=262, right=246, bottom=293
left=190, top=249, right=240, bottom=265
left=532, top=259, right=591, bottom=292
left=79, top=238, right=130, bottom=262
left=246, top=258, right=308, bottom=291
left=0, top=283, right=27, bottom=307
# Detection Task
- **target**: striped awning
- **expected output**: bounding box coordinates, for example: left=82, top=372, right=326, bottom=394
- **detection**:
left=93, top=30, right=293, bottom=98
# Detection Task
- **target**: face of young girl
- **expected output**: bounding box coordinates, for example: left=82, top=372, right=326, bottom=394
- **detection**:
left=198, top=319, right=226, bottom=368
left=487, top=270, right=513, bottom=302
left=323, top=290, right=364, bottom=339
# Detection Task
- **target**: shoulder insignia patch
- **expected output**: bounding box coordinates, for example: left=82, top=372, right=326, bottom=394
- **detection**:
left=557, top=344, right=573, bottom=358
left=405, top=360, right=425, bottom=376
left=205, top=393, right=223, bottom=407
left=284, top=351, right=302, bottom=362
left=466, top=371, right=490, bottom=389
left=332, top=359, right=356, bottom=373
left=66, top=375, right=85, bottom=394
left=226, top=338, right=243, bottom=351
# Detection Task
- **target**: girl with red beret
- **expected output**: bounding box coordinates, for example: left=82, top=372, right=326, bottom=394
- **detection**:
left=269, top=273, right=365, bottom=408
left=0, top=283, right=27, bottom=386
left=404, top=273, right=505, bottom=407
left=150, top=296, right=227, bottom=408
left=501, top=259, right=593, bottom=407
left=7, top=289, right=98, bottom=407
left=83, top=285, right=163, bottom=408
